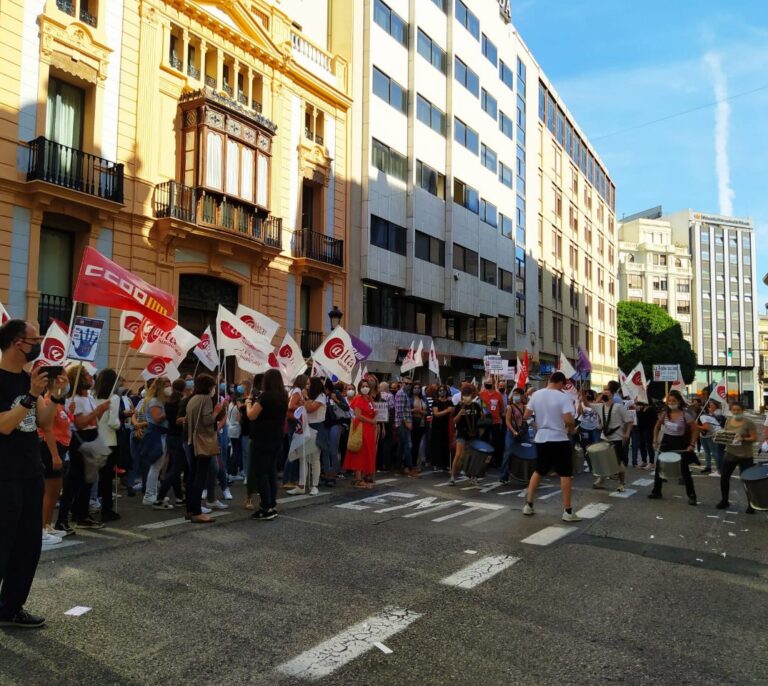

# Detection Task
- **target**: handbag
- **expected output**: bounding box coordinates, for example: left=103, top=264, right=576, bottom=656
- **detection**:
left=347, top=419, right=363, bottom=453
left=191, top=397, right=220, bottom=457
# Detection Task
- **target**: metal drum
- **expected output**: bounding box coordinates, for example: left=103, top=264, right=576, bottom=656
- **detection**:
left=658, top=452, right=682, bottom=480
left=742, top=464, right=768, bottom=511
left=510, top=442, right=537, bottom=483
left=587, top=441, right=619, bottom=477
left=463, top=439, right=494, bottom=478
left=571, top=443, right=585, bottom=476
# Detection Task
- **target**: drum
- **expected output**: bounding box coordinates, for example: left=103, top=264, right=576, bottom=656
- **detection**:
left=463, top=440, right=494, bottom=478
left=587, top=441, right=619, bottom=477
left=742, top=464, right=768, bottom=511
left=509, top=441, right=537, bottom=483
left=571, top=443, right=585, bottom=476
left=658, top=452, right=682, bottom=480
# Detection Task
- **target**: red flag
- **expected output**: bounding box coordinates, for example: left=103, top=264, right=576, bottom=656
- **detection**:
left=73, top=247, right=176, bottom=329
left=517, top=350, right=529, bottom=388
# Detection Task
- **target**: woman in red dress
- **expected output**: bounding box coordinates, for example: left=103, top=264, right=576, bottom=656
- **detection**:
left=344, top=378, right=377, bottom=489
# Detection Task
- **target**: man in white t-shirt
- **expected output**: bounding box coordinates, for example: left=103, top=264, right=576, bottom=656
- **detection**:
left=522, top=372, right=581, bottom=522
left=593, top=389, right=633, bottom=492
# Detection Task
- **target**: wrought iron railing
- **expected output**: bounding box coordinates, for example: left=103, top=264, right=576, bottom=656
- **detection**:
left=298, top=330, right=324, bottom=358
left=204, top=74, right=216, bottom=88
left=56, top=0, right=74, bottom=16
left=153, top=181, right=282, bottom=249
left=169, top=53, right=182, bottom=70
left=27, top=136, right=124, bottom=203
left=223, top=82, right=234, bottom=97
left=237, top=91, right=248, bottom=105
left=292, top=229, right=343, bottom=267
left=187, top=64, right=200, bottom=79
left=79, top=7, right=96, bottom=26
left=37, top=294, right=83, bottom=334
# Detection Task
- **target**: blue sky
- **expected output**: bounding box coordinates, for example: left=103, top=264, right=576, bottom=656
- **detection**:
left=514, top=0, right=768, bottom=309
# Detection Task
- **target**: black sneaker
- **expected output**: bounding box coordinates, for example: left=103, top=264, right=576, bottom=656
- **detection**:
left=54, top=521, right=75, bottom=536
left=701, top=468, right=712, bottom=474
left=267, top=507, right=277, bottom=517
left=746, top=505, right=756, bottom=514
left=688, top=496, right=698, bottom=506
left=0, top=609, right=45, bottom=629
left=647, top=492, right=662, bottom=500
left=251, top=510, right=276, bottom=521
left=100, top=510, right=121, bottom=522
left=715, top=500, right=729, bottom=510
left=76, top=518, right=105, bottom=529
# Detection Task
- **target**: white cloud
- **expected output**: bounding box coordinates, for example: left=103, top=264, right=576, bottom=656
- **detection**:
left=703, top=52, right=735, bottom=216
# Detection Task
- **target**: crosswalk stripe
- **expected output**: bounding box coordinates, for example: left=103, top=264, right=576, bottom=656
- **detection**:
left=521, top=525, right=576, bottom=546
left=138, top=511, right=232, bottom=530
left=440, top=554, right=520, bottom=589
left=575, top=502, right=612, bottom=519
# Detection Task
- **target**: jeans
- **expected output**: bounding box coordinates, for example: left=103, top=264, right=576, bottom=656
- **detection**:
left=720, top=456, right=754, bottom=503
left=411, top=425, right=426, bottom=469
left=218, top=426, right=230, bottom=467
left=637, top=429, right=655, bottom=464
left=398, top=424, right=413, bottom=469
left=97, top=446, right=119, bottom=514
left=325, top=424, right=345, bottom=475
left=188, top=455, right=212, bottom=516
left=241, top=436, right=250, bottom=479
left=283, top=419, right=300, bottom=485
left=252, top=438, right=280, bottom=511
left=630, top=427, right=640, bottom=465
left=57, top=443, right=91, bottom=523
left=129, top=431, right=142, bottom=485
left=206, top=454, right=228, bottom=500
left=0, top=477, right=44, bottom=617
left=700, top=436, right=715, bottom=470
left=157, top=435, right=185, bottom=501
left=716, top=444, right=725, bottom=471
left=227, top=435, right=243, bottom=475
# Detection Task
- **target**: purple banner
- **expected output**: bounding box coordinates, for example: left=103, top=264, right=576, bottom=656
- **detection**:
left=349, top=333, right=372, bottom=362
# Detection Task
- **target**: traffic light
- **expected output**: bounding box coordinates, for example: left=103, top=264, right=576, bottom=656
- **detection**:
left=727, top=347, right=733, bottom=360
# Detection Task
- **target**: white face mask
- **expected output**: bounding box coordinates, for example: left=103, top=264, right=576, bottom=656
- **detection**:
left=346, top=389, right=355, bottom=398
left=512, top=395, right=521, bottom=403
left=164, top=387, right=173, bottom=397
left=360, top=387, right=370, bottom=395
left=667, top=403, right=679, bottom=411
left=140, top=389, right=146, bottom=398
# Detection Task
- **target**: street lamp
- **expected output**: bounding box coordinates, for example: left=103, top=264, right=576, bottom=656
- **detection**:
left=328, top=305, right=343, bottom=330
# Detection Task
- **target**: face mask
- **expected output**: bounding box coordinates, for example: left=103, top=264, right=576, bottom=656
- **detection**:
left=484, top=384, right=492, bottom=390
left=667, top=403, right=679, bottom=410
left=438, top=391, right=447, bottom=398
left=414, top=388, right=421, bottom=395
left=185, top=379, right=194, bottom=389
left=219, top=383, right=226, bottom=392
left=164, top=387, right=173, bottom=397
left=236, top=385, right=244, bottom=395
left=23, top=342, right=41, bottom=362
left=732, top=411, right=743, bottom=417
left=360, top=387, right=370, bottom=395
left=347, top=389, right=355, bottom=398
left=117, top=386, right=125, bottom=396
left=140, top=389, right=147, bottom=398
left=600, top=395, right=610, bottom=403
left=512, top=395, right=521, bottom=403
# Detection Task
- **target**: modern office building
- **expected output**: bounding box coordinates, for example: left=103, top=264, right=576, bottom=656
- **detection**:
left=757, top=311, right=768, bottom=410
left=667, top=209, right=758, bottom=407
left=0, top=0, right=351, bottom=376
left=618, top=207, right=693, bottom=344
left=334, top=0, right=617, bottom=385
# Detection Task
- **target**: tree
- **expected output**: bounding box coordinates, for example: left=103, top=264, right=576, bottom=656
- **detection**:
left=617, top=301, right=697, bottom=387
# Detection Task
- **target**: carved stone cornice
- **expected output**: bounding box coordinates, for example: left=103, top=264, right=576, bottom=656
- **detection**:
left=39, top=15, right=111, bottom=83
left=298, top=140, right=332, bottom=187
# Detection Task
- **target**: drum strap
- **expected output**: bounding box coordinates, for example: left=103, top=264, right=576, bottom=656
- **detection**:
left=602, top=404, right=620, bottom=437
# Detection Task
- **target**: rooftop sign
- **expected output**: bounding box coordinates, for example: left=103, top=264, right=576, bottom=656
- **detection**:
left=498, top=0, right=511, bottom=22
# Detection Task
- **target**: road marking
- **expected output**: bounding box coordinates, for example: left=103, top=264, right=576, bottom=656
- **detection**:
left=609, top=489, right=638, bottom=499
left=276, top=493, right=330, bottom=505
left=480, top=482, right=504, bottom=493
left=89, top=527, right=150, bottom=540
left=440, top=554, right=520, bottom=589
left=497, top=489, right=527, bottom=496
left=373, top=642, right=393, bottom=655
left=431, top=501, right=504, bottom=523
left=276, top=607, right=421, bottom=680
left=463, top=507, right=509, bottom=528
left=335, top=492, right=416, bottom=511
left=375, top=496, right=454, bottom=515
left=137, top=512, right=231, bottom=529
left=374, top=478, right=399, bottom=485
left=575, top=503, right=612, bottom=519
left=631, top=478, right=655, bottom=487
left=402, top=500, right=462, bottom=518
left=537, top=489, right=562, bottom=501
left=41, top=539, right=84, bottom=552
left=521, top=526, right=576, bottom=546
left=435, top=476, right=469, bottom=487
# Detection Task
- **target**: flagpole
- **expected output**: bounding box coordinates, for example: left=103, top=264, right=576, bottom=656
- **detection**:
left=64, top=300, right=80, bottom=353
left=108, top=346, right=139, bottom=398
left=192, top=358, right=200, bottom=379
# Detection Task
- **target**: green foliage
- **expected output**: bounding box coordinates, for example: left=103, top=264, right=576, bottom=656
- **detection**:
left=617, top=301, right=697, bottom=383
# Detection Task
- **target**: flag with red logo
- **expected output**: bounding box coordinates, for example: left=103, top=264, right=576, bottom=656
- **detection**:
left=517, top=351, right=530, bottom=388
left=140, top=356, right=180, bottom=382
left=671, top=364, right=686, bottom=393
left=216, top=305, right=271, bottom=374
left=193, top=326, right=219, bottom=371
left=312, top=326, right=356, bottom=383
left=134, top=319, right=199, bottom=364
left=708, top=377, right=727, bottom=405
left=414, top=340, right=424, bottom=369
left=428, top=341, right=440, bottom=376
left=235, top=304, right=279, bottom=349
left=0, top=301, right=11, bottom=326
left=400, top=341, right=417, bottom=374
left=618, top=368, right=627, bottom=387
left=275, top=332, right=307, bottom=381
left=30, top=321, right=69, bottom=370
left=73, top=247, right=176, bottom=330
left=622, top=362, right=648, bottom=403
left=119, top=311, right=143, bottom=343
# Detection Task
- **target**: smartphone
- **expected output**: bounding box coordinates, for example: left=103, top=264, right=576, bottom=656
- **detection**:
left=42, top=365, right=63, bottom=378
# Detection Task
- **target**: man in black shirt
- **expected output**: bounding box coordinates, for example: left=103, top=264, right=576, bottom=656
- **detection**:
left=0, top=319, right=67, bottom=628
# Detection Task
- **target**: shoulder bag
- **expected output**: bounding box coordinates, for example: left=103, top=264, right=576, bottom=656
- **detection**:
left=191, top=397, right=220, bottom=457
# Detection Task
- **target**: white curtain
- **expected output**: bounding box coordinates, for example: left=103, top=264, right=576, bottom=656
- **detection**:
left=46, top=79, right=83, bottom=184
left=206, top=132, right=223, bottom=190
left=256, top=153, right=268, bottom=207
left=226, top=139, right=239, bottom=195
left=240, top=147, right=254, bottom=202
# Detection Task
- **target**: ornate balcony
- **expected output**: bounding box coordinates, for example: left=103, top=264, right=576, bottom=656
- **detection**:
left=298, top=330, right=324, bottom=358
left=26, top=136, right=124, bottom=204
left=79, top=7, right=96, bottom=26
left=187, top=64, right=200, bottom=79
left=169, top=53, right=183, bottom=71
left=56, top=0, right=74, bottom=16
left=153, top=180, right=282, bottom=250
left=292, top=229, right=343, bottom=268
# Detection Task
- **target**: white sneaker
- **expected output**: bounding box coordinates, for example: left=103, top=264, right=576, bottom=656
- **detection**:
left=710, top=470, right=720, bottom=477
left=42, top=531, right=62, bottom=545
left=200, top=505, right=212, bottom=514
left=208, top=499, right=228, bottom=510
left=201, top=489, right=207, bottom=500
left=562, top=511, right=582, bottom=522
left=223, top=488, right=233, bottom=500
left=309, top=487, right=319, bottom=496
left=89, top=499, right=101, bottom=512
left=153, top=497, right=174, bottom=510
left=287, top=487, right=306, bottom=495
left=522, top=503, right=534, bottom=516
left=615, top=484, right=626, bottom=493
left=142, top=496, right=156, bottom=506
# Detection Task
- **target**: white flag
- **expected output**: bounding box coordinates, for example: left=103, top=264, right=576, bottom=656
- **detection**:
left=216, top=305, right=271, bottom=355
left=141, top=356, right=180, bottom=382
left=0, top=301, right=10, bottom=326
left=400, top=341, right=417, bottom=374
left=618, top=368, right=627, bottom=387
left=362, top=365, right=369, bottom=379
left=671, top=364, right=686, bottom=393
left=235, top=304, right=279, bottom=348
left=30, top=321, right=69, bottom=370
left=708, top=377, right=727, bottom=406
left=414, top=340, right=424, bottom=369
left=193, top=326, right=219, bottom=371
left=276, top=332, right=307, bottom=381
left=312, top=326, right=356, bottom=383
left=119, top=311, right=143, bottom=343
left=559, top=352, right=578, bottom=380
left=622, top=362, right=647, bottom=402
left=138, top=319, right=199, bottom=364
left=428, top=341, right=440, bottom=376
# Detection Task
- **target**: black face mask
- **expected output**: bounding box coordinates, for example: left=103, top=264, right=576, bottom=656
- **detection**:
left=484, top=384, right=493, bottom=390
left=23, top=342, right=41, bottom=362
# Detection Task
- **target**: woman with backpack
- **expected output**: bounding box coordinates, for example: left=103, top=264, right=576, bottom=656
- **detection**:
left=647, top=390, right=699, bottom=505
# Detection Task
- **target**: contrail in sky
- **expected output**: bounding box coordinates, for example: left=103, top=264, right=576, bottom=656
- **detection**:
left=703, top=52, right=734, bottom=216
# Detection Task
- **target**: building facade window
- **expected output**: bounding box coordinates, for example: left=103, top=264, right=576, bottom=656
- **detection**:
left=499, top=268, right=514, bottom=293
left=481, top=34, right=498, bottom=66
left=416, top=94, right=446, bottom=135
left=372, top=67, right=407, bottom=113
left=453, top=244, right=478, bottom=275
left=499, top=162, right=513, bottom=188
left=371, top=138, right=407, bottom=181
left=417, top=29, right=447, bottom=74
left=455, top=0, right=479, bottom=40
left=373, top=0, right=408, bottom=46
left=481, top=89, right=498, bottom=120
left=499, top=60, right=513, bottom=90
left=453, top=179, right=479, bottom=214
left=454, top=118, right=479, bottom=154
left=364, top=282, right=432, bottom=335
left=481, top=144, right=497, bottom=172
left=415, top=231, right=445, bottom=266
left=499, top=111, right=513, bottom=139
left=500, top=213, right=512, bottom=238
left=415, top=160, right=445, bottom=198
left=480, top=258, right=497, bottom=285
left=370, top=214, right=406, bottom=255
left=480, top=199, right=497, bottom=228
left=454, top=57, right=479, bottom=98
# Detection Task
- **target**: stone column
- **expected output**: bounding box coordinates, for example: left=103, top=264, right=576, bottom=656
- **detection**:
left=216, top=48, right=223, bottom=91
left=181, top=28, right=189, bottom=74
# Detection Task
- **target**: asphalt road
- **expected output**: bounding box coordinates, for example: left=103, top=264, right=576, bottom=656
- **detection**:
left=1, top=463, right=767, bottom=686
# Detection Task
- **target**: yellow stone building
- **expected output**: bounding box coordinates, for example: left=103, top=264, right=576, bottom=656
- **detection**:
left=0, top=0, right=351, bottom=377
